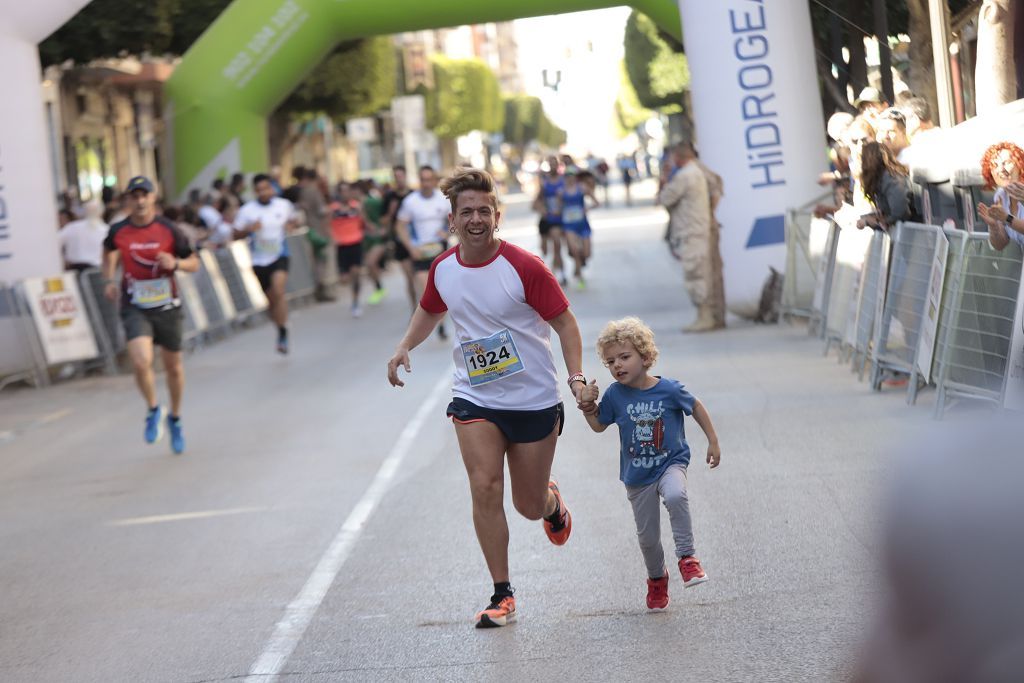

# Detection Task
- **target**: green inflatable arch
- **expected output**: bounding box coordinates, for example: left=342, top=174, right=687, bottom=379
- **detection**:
left=165, top=0, right=682, bottom=199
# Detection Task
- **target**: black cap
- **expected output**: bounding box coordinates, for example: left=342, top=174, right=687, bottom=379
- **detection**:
left=126, top=176, right=155, bottom=194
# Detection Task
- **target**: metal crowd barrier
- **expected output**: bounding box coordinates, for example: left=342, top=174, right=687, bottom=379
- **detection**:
left=215, top=245, right=261, bottom=324
left=905, top=228, right=968, bottom=405
left=932, top=232, right=1024, bottom=418
left=175, top=270, right=210, bottom=351
left=76, top=270, right=121, bottom=376
left=850, top=229, right=889, bottom=379
left=0, top=283, right=48, bottom=390
left=809, top=219, right=841, bottom=338
left=823, top=221, right=872, bottom=358
left=285, top=231, right=316, bottom=301
left=782, top=193, right=832, bottom=320
left=869, top=222, right=944, bottom=391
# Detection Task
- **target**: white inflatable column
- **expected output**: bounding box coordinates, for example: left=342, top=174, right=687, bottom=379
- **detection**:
left=0, top=37, right=62, bottom=281
left=675, top=0, right=826, bottom=317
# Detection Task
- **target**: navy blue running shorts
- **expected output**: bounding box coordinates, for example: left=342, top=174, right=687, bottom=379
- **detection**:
left=447, top=398, right=564, bottom=443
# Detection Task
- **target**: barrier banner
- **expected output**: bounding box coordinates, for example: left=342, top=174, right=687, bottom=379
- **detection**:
left=229, top=242, right=269, bottom=311
left=1004, top=265, right=1024, bottom=410
left=915, top=232, right=949, bottom=383
left=21, top=274, right=98, bottom=364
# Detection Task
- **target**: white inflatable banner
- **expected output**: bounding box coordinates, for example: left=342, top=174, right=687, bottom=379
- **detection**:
left=0, top=2, right=90, bottom=378
left=676, top=0, right=826, bottom=316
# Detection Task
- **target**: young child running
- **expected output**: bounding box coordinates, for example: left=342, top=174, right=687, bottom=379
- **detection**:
left=579, top=317, right=721, bottom=610
left=560, top=167, right=598, bottom=290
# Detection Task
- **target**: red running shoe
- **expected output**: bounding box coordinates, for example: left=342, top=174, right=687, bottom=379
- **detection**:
left=543, top=479, right=572, bottom=545
left=679, top=556, right=709, bottom=588
left=646, top=572, right=670, bottom=610
left=475, top=595, right=516, bottom=628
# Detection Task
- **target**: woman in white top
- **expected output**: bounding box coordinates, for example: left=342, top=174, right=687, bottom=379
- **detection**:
left=978, top=142, right=1024, bottom=251
left=386, top=168, right=588, bottom=629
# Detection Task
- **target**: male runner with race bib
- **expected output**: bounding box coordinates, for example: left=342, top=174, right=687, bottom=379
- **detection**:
left=235, top=173, right=299, bottom=354
left=103, top=176, right=200, bottom=454
left=387, top=168, right=589, bottom=629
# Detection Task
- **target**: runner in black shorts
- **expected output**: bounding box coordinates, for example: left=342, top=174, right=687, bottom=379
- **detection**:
left=102, top=175, right=199, bottom=455
left=235, top=174, right=299, bottom=354
left=387, top=168, right=589, bottom=629
left=330, top=181, right=367, bottom=317
left=253, top=256, right=290, bottom=293
left=382, top=166, right=415, bottom=311
left=532, top=156, right=568, bottom=285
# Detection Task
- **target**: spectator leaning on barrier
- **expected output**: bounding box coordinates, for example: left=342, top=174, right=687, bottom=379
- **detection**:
left=819, top=112, right=854, bottom=200
left=854, top=86, right=889, bottom=125
left=857, top=142, right=914, bottom=231
left=59, top=199, right=109, bottom=273
left=875, top=108, right=912, bottom=166
left=977, top=142, right=1024, bottom=252
left=901, top=96, right=937, bottom=142
left=814, top=117, right=876, bottom=218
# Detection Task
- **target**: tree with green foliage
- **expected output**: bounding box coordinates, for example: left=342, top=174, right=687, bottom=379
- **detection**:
left=502, top=94, right=565, bottom=149
left=425, top=56, right=504, bottom=139
left=614, top=61, right=654, bottom=138
left=279, top=37, right=396, bottom=122
left=622, top=9, right=688, bottom=113
left=40, top=0, right=232, bottom=66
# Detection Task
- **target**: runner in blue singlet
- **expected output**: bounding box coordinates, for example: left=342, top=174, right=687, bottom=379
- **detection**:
left=560, top=167, right=599, bottom=290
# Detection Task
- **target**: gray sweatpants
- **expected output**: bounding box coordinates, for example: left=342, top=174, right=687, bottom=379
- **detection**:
left=625, top=463, right=695, bottom=579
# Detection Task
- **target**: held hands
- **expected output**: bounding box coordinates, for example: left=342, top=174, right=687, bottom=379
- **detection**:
left=386, top=348, right=411, bottom=387
left=706, top=441, right=721, bottom=469
left=577, top=379, right=599, bottom=415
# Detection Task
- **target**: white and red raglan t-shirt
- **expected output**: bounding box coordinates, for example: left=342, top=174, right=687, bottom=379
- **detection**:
left=420, top=241, right=570, bottom=411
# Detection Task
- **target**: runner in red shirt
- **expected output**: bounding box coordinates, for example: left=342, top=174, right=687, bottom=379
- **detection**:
left=329, top=181, right=366, bottom=317
left=102, top=176, right=199, bottom=454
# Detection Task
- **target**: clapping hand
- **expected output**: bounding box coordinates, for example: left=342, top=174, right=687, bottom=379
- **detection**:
left=1006, top=181, right=1024, bottom=203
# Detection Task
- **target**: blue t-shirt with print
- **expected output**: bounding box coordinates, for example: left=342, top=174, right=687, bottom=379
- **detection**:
left=597, top=377, right=696, bottom=487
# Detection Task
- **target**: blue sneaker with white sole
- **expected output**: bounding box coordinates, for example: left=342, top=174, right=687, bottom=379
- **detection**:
left=167, top=415, right=186, bottom=455
left=144, top=406, right=164, bottom=444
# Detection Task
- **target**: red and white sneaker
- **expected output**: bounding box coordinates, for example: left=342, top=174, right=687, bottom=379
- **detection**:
left=679, top=556, right=709, bottom=588
left=542, top=479, right=572, bottom=546
left=475, top=595, right=516, bottom=628
left=646, top=572, right=670, bottom=610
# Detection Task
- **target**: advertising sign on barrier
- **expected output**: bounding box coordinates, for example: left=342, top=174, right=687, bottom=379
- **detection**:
left=229, top=242, right=269, bottom=311
left=915, top=233, right=950, bottom=383
left=21, top=274, right=98, bottom=365
left=1003, top=266, right=1024, bottom=410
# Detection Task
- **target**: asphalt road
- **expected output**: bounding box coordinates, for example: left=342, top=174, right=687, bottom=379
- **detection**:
left=0, top=180, right=925, bottom=682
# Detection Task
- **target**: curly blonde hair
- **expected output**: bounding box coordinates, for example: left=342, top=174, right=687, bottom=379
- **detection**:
left=596, top=317, right=659, bottom=368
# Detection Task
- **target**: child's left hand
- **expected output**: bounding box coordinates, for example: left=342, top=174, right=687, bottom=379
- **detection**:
left=706, top=441, right=721, bottom=469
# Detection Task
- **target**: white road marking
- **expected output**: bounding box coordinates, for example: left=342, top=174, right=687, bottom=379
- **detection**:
left=244, top=375, right=450, bottom=682
left=109, top=507, right=265, bottom=526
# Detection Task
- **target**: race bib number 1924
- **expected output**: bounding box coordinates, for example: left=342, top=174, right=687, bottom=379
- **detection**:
left=461, top=329, right=525, bottom=386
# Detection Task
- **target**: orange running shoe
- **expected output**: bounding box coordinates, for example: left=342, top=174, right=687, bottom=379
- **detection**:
left=646, top=572, right=670, bottom=610
left=679, top=556, right=709, bottom=588
left=543, top=479, right=572, bottom=545
left=475, top=595, right=516, bottom=628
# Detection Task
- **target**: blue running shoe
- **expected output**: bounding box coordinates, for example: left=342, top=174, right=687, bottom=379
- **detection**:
left=167, top=415, right=185, bottom=455
left=144, top=406, right=164, bottom=444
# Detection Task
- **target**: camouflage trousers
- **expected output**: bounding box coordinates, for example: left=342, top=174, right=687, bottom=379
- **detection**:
left=678, top=222, right=726, bottom=323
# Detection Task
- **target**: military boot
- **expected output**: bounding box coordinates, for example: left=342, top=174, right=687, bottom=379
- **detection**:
left=683, top=304, right=718, bottom=333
